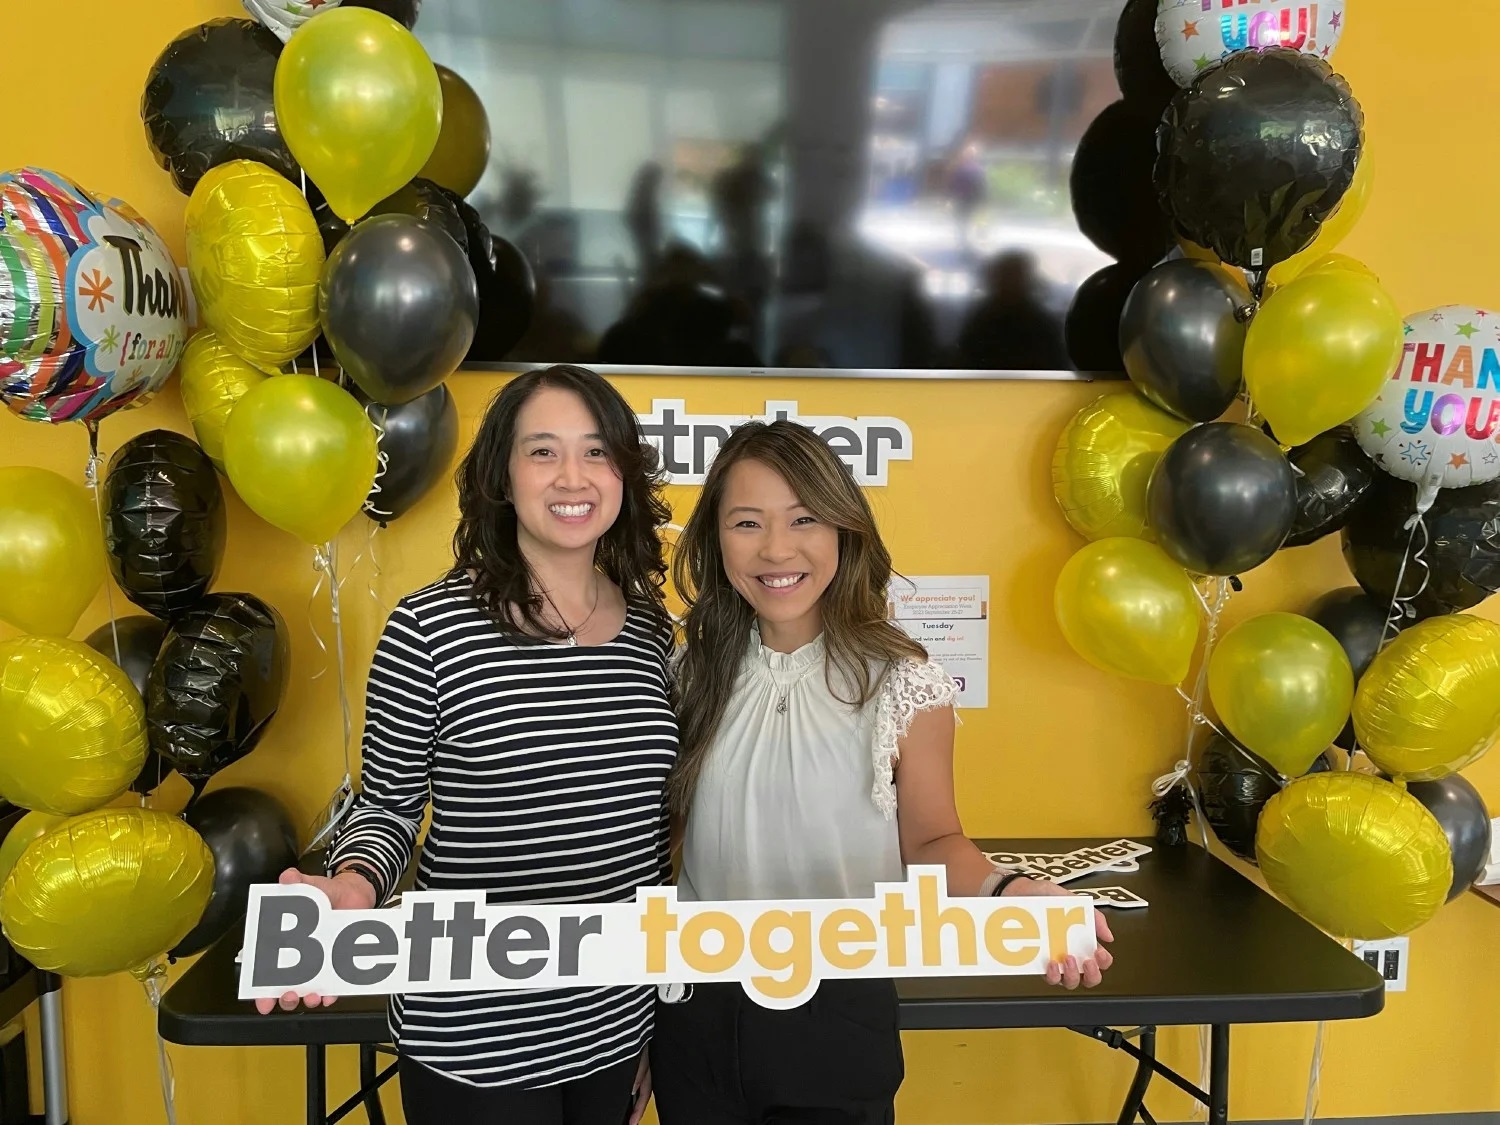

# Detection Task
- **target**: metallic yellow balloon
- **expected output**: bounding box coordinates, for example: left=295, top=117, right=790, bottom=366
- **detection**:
left=0, top=808, right=213, bottom=977
left=1208, top=613, right=1353, bottom=778
left=1267, top=148, right=1375, bottom=289
left=184, top=160, right=324, bottom=373
left=178, top=328, right=268, bottom=472
left=419, top=65, right=491, bottom=199
left=223, top=374, right=379, bottom=545
left=0, top=811, right=65, bottom=888
left=1299, top=253, right=1379, bottom=282
left=1054, top=537, right=1200, bottom=685
left=1352, top=614, right=1500, bottom=781
left=1052, top=392, right=1191, bottom=541
left=0, top=637, right=146, bottom=815
left=1256, top=772, right=1451, bottom=940
left=0, top=467, right=105, bottom=637
left=274, top=7, right=443, bottom=222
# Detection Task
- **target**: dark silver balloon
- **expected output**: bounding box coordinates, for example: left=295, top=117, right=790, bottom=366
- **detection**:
left=320, top=214, right=479, bottom=406
left=85, top=615, right=173, bottom=794
left=1284, top=426, right=1377, bottom=548
left=1306, top=586, right=1390, bottom=752
left=1120, top=259, right=1252, bottom=422
left=1404, top=774, right=1492, bottom=902
left=360, top=383, right=459, bottom=525
left=1147, top=422, right=1297, bottom=576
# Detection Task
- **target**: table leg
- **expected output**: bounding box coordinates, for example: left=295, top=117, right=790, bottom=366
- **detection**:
left=360, top=1045, right=387, bottom=1125
left=37, top=972, right=67, bottom=1125
left=307, top=1044, right=327, bottom=1125
left=1116, top=1026, right=1156, bottom=1125
left=1209, top=1024, right=1230, bottom=1125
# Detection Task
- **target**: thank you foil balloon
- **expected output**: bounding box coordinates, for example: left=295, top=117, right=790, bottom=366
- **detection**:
left=1353, top=306, right=1500, bottom=512
left=1155, top=0, right=1346, bottom=88
left=0, top=169, right=186, bottom=424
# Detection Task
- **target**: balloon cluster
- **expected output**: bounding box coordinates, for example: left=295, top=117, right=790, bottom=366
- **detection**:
left=1052, top=28, right=1500, bottom=942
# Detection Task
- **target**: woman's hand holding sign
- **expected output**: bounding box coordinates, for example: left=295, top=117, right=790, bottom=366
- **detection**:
left=253, top=866, right=377, bottom=1015
left=1001, top=876, right=1114, bottom=989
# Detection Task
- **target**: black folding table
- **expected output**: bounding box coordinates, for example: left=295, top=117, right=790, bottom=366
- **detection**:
left=157, top=838, right=1384, bottom=1125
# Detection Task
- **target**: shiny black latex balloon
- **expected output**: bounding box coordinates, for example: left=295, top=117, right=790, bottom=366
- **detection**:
left=1064, top=263, right=1143, bottom=373
left=85, top=616, right=173, bottom=794
left=359, top=383, right=459, bottom=524
left=1306, top=586, right=1390, bottom=751
left=171, top=786, right=300, bottom=959
left=1071, top=101, right=1174, bottom=268
left=344, top=0, right=420, bottom=28
left=1192, top=732, right=1283, bottom=863
left=1120, top=259, right=1251, bottom=422
left=1284, top=427, right=1377, bottom=548
left=315, top=177, right=468, bottom=259
left=102, top=430, right=226, bottom=621
left=146, top=594, right=290, bottom=783
left=438, top=187, right=537, bottom=362
left=1155, top=48, right=1364, bottom=271
left=1113, top=0, right=1179, bottom=115
left=141, top=18, right=297, bottom=195
left=1405, top=774, right=1492, bottom=902
left=1341, top=473, right=1500, bottom=622
left=1147, top=423, right=1297, bottom=576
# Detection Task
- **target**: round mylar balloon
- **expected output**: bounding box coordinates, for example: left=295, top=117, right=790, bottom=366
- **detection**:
left=0, top=467, right=105, bottom=637
left=1352, top=305, right=1500, bottom=512
left=243, top=0, right=343, bottom=43
left=177, top=329, right=268, bottom=472
left=0, top=169, right=186, bottom=425
left=1352, top=614, right=1500, bottom=781
left=1256, top=772, right=1451, bottom=940
left=184, top=160, right=324, bottom=373
left=0, top=808, right=213, bottom=977
left=1155, top=0, right=1346, bottom=88
left=1051, top=391, right=1190, bottom=540
left=0, top=636, right=147, bottom=816
left=0, top=811, right=65, bottom=888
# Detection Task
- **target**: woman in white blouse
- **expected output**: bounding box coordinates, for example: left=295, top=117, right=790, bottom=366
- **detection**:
left=652, top=418, right=1114, bottom=1124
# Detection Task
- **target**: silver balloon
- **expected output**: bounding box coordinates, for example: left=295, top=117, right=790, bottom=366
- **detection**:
left=1405, top=774, right=1492, bottom=902
left=359, top=383, right=459, bottom=525
left=1119, top=259, right=1252, bottom=422
left=320, top=214, right=478, bottom=406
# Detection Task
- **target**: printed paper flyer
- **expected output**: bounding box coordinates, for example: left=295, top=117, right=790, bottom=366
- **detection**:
left=887, top=575, right=989, bottom=708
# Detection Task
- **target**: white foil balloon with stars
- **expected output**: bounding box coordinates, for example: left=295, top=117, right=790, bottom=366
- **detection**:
left=243, top=0, right=343, bottom=43
left=1154, top=0, right=1346, bottom=88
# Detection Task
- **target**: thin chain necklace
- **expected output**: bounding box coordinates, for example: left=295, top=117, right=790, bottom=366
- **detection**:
left=540, top=574, right=601, bottom=646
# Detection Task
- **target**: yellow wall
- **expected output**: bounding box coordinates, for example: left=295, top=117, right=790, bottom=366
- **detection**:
left=5, top=1, right=1500, bottom=1122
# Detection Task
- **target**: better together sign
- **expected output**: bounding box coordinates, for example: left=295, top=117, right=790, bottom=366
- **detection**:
left=238, top=867, right=1100, bottom=1009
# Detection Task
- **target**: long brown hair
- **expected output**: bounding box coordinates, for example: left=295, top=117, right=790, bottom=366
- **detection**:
left=451, top=365, right=672, bottom=640
left=668, top=420, right=924, bottom=813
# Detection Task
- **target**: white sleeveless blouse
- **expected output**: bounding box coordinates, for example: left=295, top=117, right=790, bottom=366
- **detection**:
left=676, top=626, right=961, bottom=903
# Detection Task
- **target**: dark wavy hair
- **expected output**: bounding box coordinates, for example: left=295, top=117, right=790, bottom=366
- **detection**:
left=668, top=420, right=924, bottom=814
left=451, top=365, right=672, bottom=640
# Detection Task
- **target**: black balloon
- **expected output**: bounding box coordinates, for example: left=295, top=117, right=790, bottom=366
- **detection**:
left=1192, top=732, right=1283, bottom=863
left=360, top=383, right=459, bottom=524
left=1405, top=774, right=1492, bottom=902
left=439, top=187, right=537, bottom=362
left=1113, top=0, right=1180, bottom=116
left=1147, top=423, right=1297, bottom=576
left=1070, top=101, right=1174, bottom=268
left=141, top=18, right=297, bottom=195
left=102, top=430, right=226, bottom=620
left=85, top=616, right=173, bottom=794
left=1283, top=427, right=1377, bottom=548
left=315, top=177, right=468, bottom=259
left=146, top=594, right=290, bottom=783
left=1064, top=263, right=1143, bottom=373
left=171, top=787, right=300, bottom=959
left=1306, top=586, right=1390, bottom=751
left=344, top=0, right=420, bottom=28
left=1341, top=472, right=1500, bottom=622
left=1155, top=48, right=1364, bottom=272
left=1120, top=259, right=1251, bottom=422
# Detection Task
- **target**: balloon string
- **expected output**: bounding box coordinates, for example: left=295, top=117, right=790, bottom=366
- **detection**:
left=299, top=168, right=324, bottom=385
left=363, top=407, right=392, bottom=523
left=141, top=966, right=179, bottom=1125
left=1164, top=577, right=1235, bottom=854
left=1378, top=512, right=1430, bottom=651
left=83, top=422, right=124, bottom=669
left=1304, top=1019, right=1326, bottom=1125
left=307, top=543, right=357, bottom=856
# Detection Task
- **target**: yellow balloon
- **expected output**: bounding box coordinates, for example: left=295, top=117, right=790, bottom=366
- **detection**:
left=178, top=329, right=268, bottom=472
left=1244, top=269, right=1404, bottom=448
left=1256, top=773, right=1451, bottom=940
left=1352, top=614, right=1500, bottom=781
left=1208, top=612, right=1353, bottom=777
left=0, top=807, right=213, bottom=977
left=184, top=161, right=324, bottom=373
left=223, top=374, right=379, bottom=545
left=1054, top=537, right=1200, bottom=685
left=1300, top=253, right=1379, bottom=282
left=419, top=64, right=491, bottom=199
left=1176, top=238, right=1218, bottom=264
left=1267, top=149, right=1375, bottom=288
left=275, top=7, right=443, bottom=223
left=0, top=811, right=65, bottom=889
left=0, top=636, right=146, bottom=815
left=0, top=467, right=105, bottom=637
left=1052, top=391, right=1191, bottom=541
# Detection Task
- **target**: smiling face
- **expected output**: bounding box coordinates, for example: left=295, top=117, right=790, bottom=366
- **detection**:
left=507, top=386, right=624, bottom=559
left=717, top=457, right=839, bottom=651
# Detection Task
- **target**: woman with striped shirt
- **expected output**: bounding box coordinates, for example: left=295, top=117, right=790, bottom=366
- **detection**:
left=255, top=365, right=678, bottom=1125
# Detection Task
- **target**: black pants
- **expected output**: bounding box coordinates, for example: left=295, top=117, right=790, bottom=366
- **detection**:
left=398, top=1053, right=639, bottom=1125
left=650, top=980, right=904, bottom=1124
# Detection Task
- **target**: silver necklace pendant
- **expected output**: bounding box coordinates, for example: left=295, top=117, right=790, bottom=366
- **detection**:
left=776, top=695, right=788, bottom=714
left=566, top=633, right=577, bottom=647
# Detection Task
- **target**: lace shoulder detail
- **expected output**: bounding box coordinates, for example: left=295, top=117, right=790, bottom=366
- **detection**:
left=871, top=657, right=961, bottom=821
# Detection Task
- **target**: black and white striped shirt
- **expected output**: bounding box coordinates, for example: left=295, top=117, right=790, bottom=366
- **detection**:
left=327, top=573, right=677, bottom=1089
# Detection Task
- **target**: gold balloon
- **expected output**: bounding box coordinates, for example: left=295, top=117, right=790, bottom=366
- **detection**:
left=0, top=808, right=213, bottom=977
left=1256, top=773, right=1451, bottom=940
left=223, top=374, right=379, bottom=545
left=0, top=636, right=146, bottom=815
left=0, top=467, right=105, bottom=637
left=1352, top=614, right=1500, bottom=781
left=1052, top=391, right=1191, bottom=541
left=184, top=160, right=324, bottom=373
left=1054, top=537, right=1200, bottom=685
left=1267, top=148, right=1375, bottom=289
left=1300, top=253, right=1379, bottom=282
left=274, top=7, right=443, bottom=222
left=419, top=64, right=491, bottom=198
left=1208, top=613, right=1353, bottom=777
left=178, top=328, right=268, bottom=472
left=0, top=811, right=65, bottom=889
left=1244, top=268, right=1404, bottom=448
